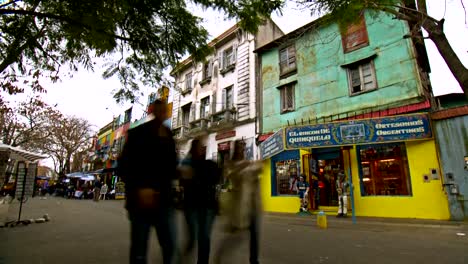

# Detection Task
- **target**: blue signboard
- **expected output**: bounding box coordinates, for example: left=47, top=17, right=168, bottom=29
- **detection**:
left=285, top=113, right=432, bottom=149
left=260, top=129, right=285, bottom=159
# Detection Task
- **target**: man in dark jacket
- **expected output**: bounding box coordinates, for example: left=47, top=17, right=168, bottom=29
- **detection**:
left=118, top=99, right=178, bottom=264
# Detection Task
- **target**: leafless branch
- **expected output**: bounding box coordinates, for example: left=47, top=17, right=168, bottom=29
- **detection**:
left=461, top=0, right=467, bottom=24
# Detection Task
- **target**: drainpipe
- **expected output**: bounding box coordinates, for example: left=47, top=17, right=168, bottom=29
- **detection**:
left=255, top=53, right=263, bottom=147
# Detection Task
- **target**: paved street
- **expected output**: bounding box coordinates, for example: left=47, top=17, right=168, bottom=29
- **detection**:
left=1, top=197, right=467, bottom=264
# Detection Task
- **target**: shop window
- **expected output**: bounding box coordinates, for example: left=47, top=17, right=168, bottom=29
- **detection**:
left=358, top=143, right=412, bottom=196
left=279, top=44, right=296, bottom=77
left=346, top=60, right=377, bottom=95
left=279, top=83, right=295, bottom=113
left=275, top=159, right=300, bottom=195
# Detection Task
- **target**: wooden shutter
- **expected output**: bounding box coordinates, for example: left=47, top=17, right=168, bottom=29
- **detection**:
left=177, top=108, right=182, bottom=127
left=190, top=103, right=196, bottom=122
left=207, top=60, right=213, bottom=78
left=222, top=88, right=226, bottom=110
left=361, top=62, right=376, bottom=90
left=280, top=88, right=286, bottom=112
left=288, top=45, right=296, bottom=68
left=218, top=51, right=224, bottom=71
left=341, top=15, right=369, bottom=53
left=232, top=43, right=238, bottom=64
left=212, top=91, right=217, bottom=114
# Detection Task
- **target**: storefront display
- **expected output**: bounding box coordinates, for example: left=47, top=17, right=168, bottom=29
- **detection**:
left=275, top=159, right=299, bottom=195
left=259, top=113, right=450, bottom=219
left=358, top=143, right=411, bottom=196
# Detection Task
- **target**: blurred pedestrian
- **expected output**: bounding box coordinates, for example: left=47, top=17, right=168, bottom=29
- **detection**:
left=179, top=138, right=221, bottom=264
left=214, top=140, right=263, bottom=264
left=93, top=178, right=102, bottom=202
left=118, top=99, right=178, bottom=264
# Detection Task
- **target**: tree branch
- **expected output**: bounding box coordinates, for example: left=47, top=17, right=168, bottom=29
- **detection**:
left=0, top=0, right=21, bottom=9
left=0, top=8, right=133, bottom=42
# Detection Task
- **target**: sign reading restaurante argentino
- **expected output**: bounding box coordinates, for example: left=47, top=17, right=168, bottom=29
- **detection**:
left=285, top=113, right=432, bottom=149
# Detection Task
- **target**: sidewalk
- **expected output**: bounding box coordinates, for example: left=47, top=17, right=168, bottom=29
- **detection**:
left=264, top=211, right=468, bottom=230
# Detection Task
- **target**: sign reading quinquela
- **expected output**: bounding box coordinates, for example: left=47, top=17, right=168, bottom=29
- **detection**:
left=285, top=113, right=432, bottom=149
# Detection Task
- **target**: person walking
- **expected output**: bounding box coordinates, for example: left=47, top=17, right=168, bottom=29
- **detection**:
left=93, top=179, right=102, bottom=202
left=214, top=140, right=263, bottom=264
left=118, top=99, right=178, bottom=264
left=296, top=175, right=309, bottom=212
left=179, top=138, right=221, bottom=264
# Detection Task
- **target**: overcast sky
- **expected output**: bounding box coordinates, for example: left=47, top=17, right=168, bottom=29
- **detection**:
left=35, top=0, right=468, bottom=130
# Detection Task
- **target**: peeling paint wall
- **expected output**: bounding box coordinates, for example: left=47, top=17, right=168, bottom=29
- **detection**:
left=260, top=12, right=425, bottom=134
left=434, top=115, right=468, bottom=220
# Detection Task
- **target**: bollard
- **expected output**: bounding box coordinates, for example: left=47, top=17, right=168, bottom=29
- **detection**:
left=317, top=211, right=327, bottom=229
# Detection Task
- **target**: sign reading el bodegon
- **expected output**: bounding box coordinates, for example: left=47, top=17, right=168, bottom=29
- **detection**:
left=285, top=113, right=432, bottom=149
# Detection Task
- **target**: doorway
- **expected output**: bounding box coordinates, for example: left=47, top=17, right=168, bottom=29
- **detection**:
left=314, top=147, right=344, bottom=207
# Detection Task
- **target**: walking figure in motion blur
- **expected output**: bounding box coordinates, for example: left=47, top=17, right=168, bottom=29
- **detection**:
left=118, top=99, right=178, bottom=264
left=215, top=139, right=263, bottom=264
left=179, top=138, right=221, bottom=264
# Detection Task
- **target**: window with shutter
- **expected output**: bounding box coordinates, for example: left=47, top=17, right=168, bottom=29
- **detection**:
left=223, top=86, right=233, bottom=110
left=190, top=103, right=196, bottom=122
left=347, top=60, right=377, bottom=95
left=222, top=88, right=226, bottom=110
left=182, top=104, right=191, bottom=126
left=208, top=60, right=213, bottom=78
left=185, top=72, right=193, bottom=91
left=200, top=96, right=210, bottom=119
left=232, top=43, right=237, bottom=63
left=279, top=44, right=297, bottom=77
left=279, top=84, right=295, bottom=113
left=177, top=109, right=182, bottom=127
left=202, top=60, right=212, bottom=81
left=218, top=52, right=223, bottom=71
left=341, top=15, right=369, bottom=53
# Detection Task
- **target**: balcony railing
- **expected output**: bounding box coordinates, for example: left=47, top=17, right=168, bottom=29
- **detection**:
left=173, top=125, right=189, bottom=139
left=190, top=118, right=210, bottom=133
left=210, top=108, right=236, bottom=127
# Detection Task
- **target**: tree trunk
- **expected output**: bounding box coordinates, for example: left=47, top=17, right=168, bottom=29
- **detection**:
left=423, top=21, right=468, bottom=98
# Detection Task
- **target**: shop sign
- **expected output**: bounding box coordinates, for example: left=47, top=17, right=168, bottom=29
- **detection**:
left=218, top=142, right=231, bottom=151
left=286, top=113, right=432, bottom=149
left=115, top=181, right=125, bottom=200
left=216, top=130, right=236, bottom=141
left=260, top=129, right=285, bottom=159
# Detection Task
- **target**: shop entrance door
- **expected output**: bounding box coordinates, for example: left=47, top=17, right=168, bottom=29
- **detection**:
left=314, top=147, right=344, bottom=207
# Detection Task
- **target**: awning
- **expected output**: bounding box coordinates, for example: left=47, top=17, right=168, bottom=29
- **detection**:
left=0, top=143, right=47, bottom=161
left=36, top=176, right=51, bottom=180
left=80, top=175, right=95, bottom=181
left=90, top=167, right=116, bottom=174
left=66, top=172, right=85, bottom=178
